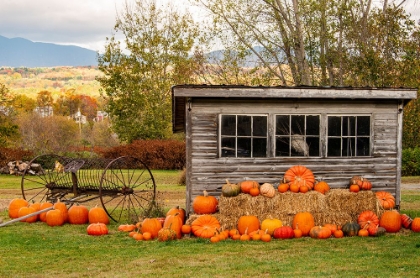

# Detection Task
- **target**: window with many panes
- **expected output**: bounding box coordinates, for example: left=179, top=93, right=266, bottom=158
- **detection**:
left=220, top=115, right=267, bottom=157
left=275, top=115, right=320, bottom=157
left=327, top=115, right=371, bottom=157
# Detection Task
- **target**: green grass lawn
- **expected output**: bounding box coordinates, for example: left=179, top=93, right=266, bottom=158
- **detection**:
left=0, top=172, right=419, bottom=277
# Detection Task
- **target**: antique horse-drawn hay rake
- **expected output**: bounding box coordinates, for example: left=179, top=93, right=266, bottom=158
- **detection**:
left=20, top=154, right=157, bottom=223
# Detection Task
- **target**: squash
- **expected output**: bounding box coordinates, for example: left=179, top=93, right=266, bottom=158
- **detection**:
left=283, top=165, right=315, bottom=190
left=277, top=183, right=289, bottom=193
left=238, top=180, right=259, bottom=194
left=8, top=198, right=29, bottom=219
left=273, top=226, right=294, bottom=239
left=400, top=214, right=413, bottom=229
left=357, top=210, right=379, bottom=235
left=349, top=175, right=372, bottom=190
left=249, top=187, right=260, bottom=197
left=358, top=227, right=369, bottom=237
left=349, top=184, right=360, bottom=193
left=53, top=199, right=68, bottom=223
left=333, top=229, right=344, bottom=238
left=368, top=225, right=386, bottom=237
left=68, top=204, right=89, bottom=225
left=141, top=218, right=162, bottom=239
left=309, top=226, right=332, bottom=239
left=292, top=212, right=315, bottom=236
left=88, top=206, right=109, bottom=225
left=192, top=191, right=218, bottom=214
left=158, top=226, right=178, bottom=241
left=237, top=215, right=260, bottom=235
left=18, top=206, right=37, bottom=223
left=166, top=206, right=186, bottom=224
left=379, top=210, right=401, bottom=233
left=260, top=183, right=276, bottom=198
left=87, top=223, right=108, bottom=236
left=323, top=223, right=338, bottom=234
left=46, top=209, right=66, bottom=227
left=261, top=217, right=282, bottom=236
left=163, top=213, right=183, bottom=239
left=39, top=202, right=54, bottom=222
left=375, top=191, right=395, bottom=210
left=342, top=222, right=360, bottom=236
left=411, top=218, right=420, bottom=232
left=191, top=215, right=221, bottom=239
left=314, top=181, right=330, bottom=194
left=221, top=180, right=241, bottom=197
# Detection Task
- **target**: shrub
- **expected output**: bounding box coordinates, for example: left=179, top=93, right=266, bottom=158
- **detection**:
left=402, top=148, right=420, bottom=176
left=0, top=147, right=33, bottom=167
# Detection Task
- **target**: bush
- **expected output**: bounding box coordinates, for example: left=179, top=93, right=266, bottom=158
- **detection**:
left=0, top=147, right=33, bottom=167
left=402, top=148, right=420, bottom=176
left=99, top=139, right=185, bottom=170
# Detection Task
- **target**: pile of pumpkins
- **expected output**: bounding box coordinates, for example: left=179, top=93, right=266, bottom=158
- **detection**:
left=7, top=198, right=110, bottom=236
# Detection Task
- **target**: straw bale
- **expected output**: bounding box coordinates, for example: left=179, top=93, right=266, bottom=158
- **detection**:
left=186, top=189, right=380, bottom=229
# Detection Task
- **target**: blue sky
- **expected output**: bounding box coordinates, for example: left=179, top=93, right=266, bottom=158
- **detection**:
left=0, top=0, right=419, bottom=52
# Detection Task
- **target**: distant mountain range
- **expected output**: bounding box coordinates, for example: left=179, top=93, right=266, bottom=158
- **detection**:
left=0, top=35, right=98, bottom=67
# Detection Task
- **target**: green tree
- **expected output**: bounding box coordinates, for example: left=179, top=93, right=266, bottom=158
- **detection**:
left=97, top=0, right=200, bottom=142
left=0, top=82, right=19, bottom=147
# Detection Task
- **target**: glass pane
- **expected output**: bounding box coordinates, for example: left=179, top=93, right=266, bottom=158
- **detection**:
left=357, top=116, right=370, bottom=136
left=276, top=115, right=290, bottom=135
left=237, top=115, right=251, bottom=136
left=291, top=135, right=308, bottom=156
left=221, top=137, right=236, bottom=157
left=357, top=137, right=370, bottom=156
left=307, top=137, right=320, bottom=156
left=276, top=137, right=290, bottom=156
left=291, top=115, right=305, bottom=135
left=306, top=115, right=320, bottom=135
left=328, top=138, right=341, bottom=156
left=237, top=138, right=251, bottom=157
left=221, top=115, right=236, bottom=136
left=328, top=117, right=341, bottom=136
left=253, top=138, right=267, bottom=157
left=342, top=116, right=355, bottom=136
left=253, top=116, right=267, bottom=137
left=342, top=137, right=355, bottom=156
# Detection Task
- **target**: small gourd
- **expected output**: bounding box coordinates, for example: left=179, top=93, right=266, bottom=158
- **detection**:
left=260, top=183, right=276, bottom=198
left=221, top=180, right=241, bottom=197
left=342, top=222, right=360, bottom=236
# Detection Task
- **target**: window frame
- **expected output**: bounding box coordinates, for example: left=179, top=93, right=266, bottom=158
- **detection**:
left=326, top=114, right=372, bottom=157
left=219, top=114, right=268, bottom=158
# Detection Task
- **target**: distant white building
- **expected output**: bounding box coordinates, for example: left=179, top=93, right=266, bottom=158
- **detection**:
left=73, top=109, right=87, bottom=124
left=94, top=110, right=108, bottom=122
left=34, top=106, right=53, bottom=117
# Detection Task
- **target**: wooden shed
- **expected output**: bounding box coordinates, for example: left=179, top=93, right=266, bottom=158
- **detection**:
left=172, top=85, right=417, bottom=214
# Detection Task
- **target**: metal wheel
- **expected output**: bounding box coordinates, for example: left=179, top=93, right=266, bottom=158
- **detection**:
left=99, top=156, right=157, bottom=223
left=21, top=154, right=73, bottom=203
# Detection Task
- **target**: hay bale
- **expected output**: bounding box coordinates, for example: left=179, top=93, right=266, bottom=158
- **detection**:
left=186, top=189, right=380, bottom=230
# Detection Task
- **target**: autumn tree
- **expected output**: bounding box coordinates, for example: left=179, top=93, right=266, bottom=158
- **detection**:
left=97, top=0, right=201, bottom=142
left=0, top=82, right=19, bottom=147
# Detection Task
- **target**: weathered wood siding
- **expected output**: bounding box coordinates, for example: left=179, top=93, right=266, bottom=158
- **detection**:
left=185, top=98, right=403, bottom=213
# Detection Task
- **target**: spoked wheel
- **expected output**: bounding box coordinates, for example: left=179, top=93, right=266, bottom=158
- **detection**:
left=99, top=156, right=157, bottom=223
left=21, top=154, right=73, bottom=203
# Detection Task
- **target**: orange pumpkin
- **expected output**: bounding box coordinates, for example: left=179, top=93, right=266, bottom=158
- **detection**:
left=278, top=183, right=289, bottom=193
left=8, top=198, right=29, bottom=219
left=411, top=218, right=420, bottom=232
left=181, top=224, right=192, bottom=235
left=309, top=226, right=332, bottom=239
left=357, top=210, right=379, bottom=234
left=283, top=165, right=315, bottom=190
left=349, top=184, right=360, bottom=193
left=323, top=223, right=338, bottom=234
left=376, top=191, right=395, bottom=210
left=68, top=204, right=89, bottom=225
left=314, top=181, right=330, bottom=194
left=46, top=209, right=66, bottom=226
left=358, top=227, right=369, bottom=237
left=261, top=232, right=272, bottom=242
left=237, top=215, right=260, bottom=235
left=191, top=215, right=221, bottom=239
left=166, top=206, right=186, bottom=225
left=249, top=187, right=260, bottom=197
left=87, top=223, right=108, bottom=236
left=293, top=224, right=303, bottom=238
left=163, top=213, right=183, bottom=239
left=192, top=191, right=218, bottom=214
left=401, top=214, right=413, bottom=229
left=292, top=212, right=315, bottom=236
left=261, top=217, right=282, bottom=236
left=141, top=218, right=162, bottom=239
left=238, top=180, right=259, bottom=194
left=39, top=202, right=54, bottom=222
left=53, top=199, right=68, bottom=223
left=379, top=210, right=401, bottom=233
left=88, top=206, right=109, bottom=225
left=18, top=206, right=37, bottom=223
left=333, top=229, right=344, bottom=238
left=158, top=226, right=178, bottom=242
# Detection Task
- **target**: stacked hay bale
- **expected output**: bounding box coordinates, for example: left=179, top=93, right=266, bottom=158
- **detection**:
left=187, top=189, right=380, bottom=230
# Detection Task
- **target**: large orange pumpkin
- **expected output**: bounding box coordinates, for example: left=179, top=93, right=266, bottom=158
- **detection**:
left=379, top=210, right=401, bottom=233
left=191, top=215, right=221, bottom=238
left=237, top=215, right=260, bottom=235
left=8, top=198, right=29, bottom=219
left=88, top=206, right=109, bottom=225
left=39, top=202, right=54, bottom=222
left=192, top=191, right=218, bottom=214
left=166, top=206, right=186, bottom=225
left=163, top=213, right=183, bottom=239
left=283, top=165, right=315, bottom=190
left=141, top=218, right=163, bottom=239
left=46, top=209, right=66, bottom=226
left=292, top=212, right=315, bottom=236
left=376, top=191, right=395, bottom=210
left=357, top=210, right=379, bottom=234
left=68, top=204, right=89, bottom=225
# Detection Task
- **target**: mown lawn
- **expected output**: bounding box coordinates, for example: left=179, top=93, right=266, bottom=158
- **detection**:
left=0, top=172, right=419, bottom=277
